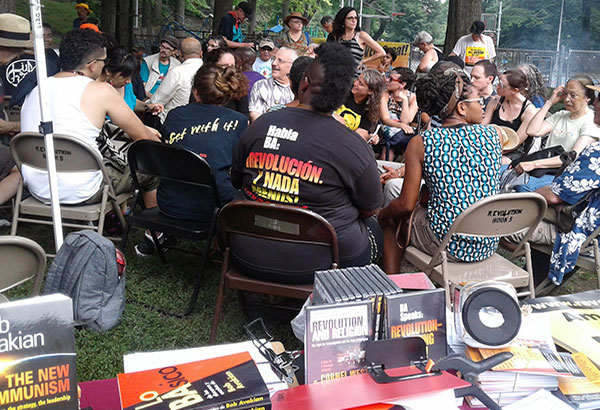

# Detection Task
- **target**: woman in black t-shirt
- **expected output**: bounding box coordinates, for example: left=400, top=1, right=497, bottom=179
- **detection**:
left=334, top=68, right=384, bottom=142
left=156, top=64, right=248, bottom=221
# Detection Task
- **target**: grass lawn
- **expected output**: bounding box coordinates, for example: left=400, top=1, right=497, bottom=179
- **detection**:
left=0, top=222, right=302, bottom=382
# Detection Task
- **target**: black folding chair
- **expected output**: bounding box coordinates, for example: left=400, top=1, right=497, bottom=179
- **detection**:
left=121, top=140, right=221, bottom=317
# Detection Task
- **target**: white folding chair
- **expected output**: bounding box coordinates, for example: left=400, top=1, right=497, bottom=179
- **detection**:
left=404, top=193, right=547, bottom=307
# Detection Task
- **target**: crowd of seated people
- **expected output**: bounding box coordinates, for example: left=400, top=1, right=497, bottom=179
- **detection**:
left=1, top=7, right=600, bottom=290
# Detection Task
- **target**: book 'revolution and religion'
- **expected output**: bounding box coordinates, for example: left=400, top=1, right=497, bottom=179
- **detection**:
left=117, top=351, right=270, bottom=410
left=304, top=300, right=373, bottom=384
left=0, top=294, right=78, bottom=409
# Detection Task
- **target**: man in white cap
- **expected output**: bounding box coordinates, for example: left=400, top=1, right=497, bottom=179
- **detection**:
left=252, top=39, right=274, bottom=78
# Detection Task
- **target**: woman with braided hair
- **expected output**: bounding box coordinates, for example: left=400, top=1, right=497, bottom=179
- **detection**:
left=155, top=63, right=248, bottom=222
left=378, top=69, right=509, bottom=274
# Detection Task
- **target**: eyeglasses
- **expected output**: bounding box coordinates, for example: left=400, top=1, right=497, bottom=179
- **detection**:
left=274, top=57, right=292, bottom=64
left=159, top=44, right=176, bottom=52
left=289, top=19, right=304, bottom=24
left=460, top=97, right=485, bottom=107
left=88, top=57, right=107, bottom=65
left=345, top=16, right=358, bottom=21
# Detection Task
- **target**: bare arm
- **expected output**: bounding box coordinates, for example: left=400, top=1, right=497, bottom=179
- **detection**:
left=378, top=135, right=424, bottom=225
left=358, top=31, right=385, bottom=66
left=515, top=134, right=597, bottom=173
left=536, top=185, right=563, bottom=205
left=482, top=96, right=500, bottom=125
left=97, top=85, right=161, bottom=142
left=416, top=49, right=436, bottom=73
left=399, top=92, right=418, bottom=124
left=515, top=103, right=539, bottom=143
left=222, top=36, right=254, bottom=49
left=527, top=86, right=564, bottom=137
left=448, top=51, right=457, bottom=57
left=0, top=119, right=20, bottom=136
left=249, top=111, right=260, bottom=122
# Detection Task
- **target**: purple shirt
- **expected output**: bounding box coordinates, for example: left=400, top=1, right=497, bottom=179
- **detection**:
left=243, top=71, right=265, bottom=97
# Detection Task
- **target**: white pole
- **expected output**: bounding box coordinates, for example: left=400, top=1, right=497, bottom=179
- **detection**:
left=497, top=1, right=502, bottom=46
left=556, top=0, right=564, bottom=52
left=134, top=0, right=139, bottom=29
left=29, top=0, right=64, bottom=251
left=359, top=0, right=363, bottom=26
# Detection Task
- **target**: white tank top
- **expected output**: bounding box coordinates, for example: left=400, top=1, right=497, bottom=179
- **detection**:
left=21, top=76, right=103, bottom=204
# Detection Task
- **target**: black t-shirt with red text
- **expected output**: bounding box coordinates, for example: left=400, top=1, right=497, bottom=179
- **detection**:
left=232, top=107, right=382, bottom=262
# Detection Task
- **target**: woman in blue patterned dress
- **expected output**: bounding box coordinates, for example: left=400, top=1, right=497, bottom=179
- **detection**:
left=378, top=69, right=509, bottom=273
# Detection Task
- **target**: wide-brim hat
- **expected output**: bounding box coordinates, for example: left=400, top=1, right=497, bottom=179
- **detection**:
left=284, top=12, right=309, bottom=27
left=495, top=125, right=520, bottom=152
left=0, top=13, right=32, bottom=48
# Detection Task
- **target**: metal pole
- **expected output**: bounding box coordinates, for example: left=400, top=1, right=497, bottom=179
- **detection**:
left=497, top=1, right=502, bottom=46
left=29, top=0, right=64, bottom=251
left=134, top=0, right=139, bottom=29
left=359, top=0, right=363, bottom=26
left=556, top=0, right=564, bottom=52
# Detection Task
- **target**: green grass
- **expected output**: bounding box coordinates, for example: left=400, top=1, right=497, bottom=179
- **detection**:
left=16, top=0, right=102, bottom=45
left=0, top=222, right=301, bottom=382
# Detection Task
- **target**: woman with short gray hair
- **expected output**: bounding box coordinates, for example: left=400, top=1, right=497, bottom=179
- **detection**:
left=414, top=31, right=444, bottom=73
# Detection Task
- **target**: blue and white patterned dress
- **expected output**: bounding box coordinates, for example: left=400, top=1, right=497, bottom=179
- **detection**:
left=548, top=142, right=600, bottom=284
left=422, top=124, right=502, bottom=261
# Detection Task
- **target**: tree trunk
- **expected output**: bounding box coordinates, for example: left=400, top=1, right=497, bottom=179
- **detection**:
left=443, top=0, right=482, bottom=55
left=0, top=0, right=16, bottom=14
left=248, top=0, right=257, bottom=34
left=142, top=0, right=152, bottom=28
left=152, top=0, right=163, bottom=24
left=101, top=0, right=117, bottom=37
left=175, top=0, right=185, bottom=24
left=581, top=0, right=591, bottom=50
left=372, top=19, right=388, bottom=41
left=212, top=0, right=233, bottom=34
left=282, top=0, right=291, bottom=22
left=117, top=0, right=132, bottom=49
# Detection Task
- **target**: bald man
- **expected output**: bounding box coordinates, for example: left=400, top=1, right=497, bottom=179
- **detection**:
left=149, top=37, right=204, bottom=122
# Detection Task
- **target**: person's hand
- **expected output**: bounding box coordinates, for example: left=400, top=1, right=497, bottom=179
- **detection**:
left=549, top=85, right=565, bottom=105
left=397, top=89, right=409, bottom=102
left=380, top=165, right=405, bottom=184
left=398, top=123, right=415, bottom=134
left=146, top=103, right=164, bottom=115
left=514, top=161, right=536, bottom=174
left=367, top=133, right=379, bottom=145
left=145, top=126, right=162, bottom=141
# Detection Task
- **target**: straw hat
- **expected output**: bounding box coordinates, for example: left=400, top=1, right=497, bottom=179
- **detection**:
left=0, top=13, right=33, bottom=48
left=586, top=84, right=600, bottom=93
left=494, top=125, right=520, bottom=152
left=284, top=12, right=309, bottom=27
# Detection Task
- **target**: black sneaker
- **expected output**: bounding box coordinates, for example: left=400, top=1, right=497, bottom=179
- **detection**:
left=134, top=237, right=157, bottom=257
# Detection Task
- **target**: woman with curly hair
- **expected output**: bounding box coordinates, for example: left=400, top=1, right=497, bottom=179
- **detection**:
left=378, top=69, right=509, bottom=273
left=155, top=64, right=248, bottom=223
left=518, top=63, right=547, bottom=108
left=334, top=68, right=385, bottom=142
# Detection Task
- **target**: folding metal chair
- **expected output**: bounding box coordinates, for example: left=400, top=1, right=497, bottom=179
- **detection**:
left=209, top=200, right=339, bottom=343
left=403, top=193, right=547, bottom=307
left=10, top=133, right=128, bottom=249
left=121, top=140, right=221, bottom=317
left=0, top=235, right=46, bottom=299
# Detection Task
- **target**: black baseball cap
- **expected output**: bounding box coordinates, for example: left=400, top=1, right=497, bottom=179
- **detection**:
left=237, top=1, right=253, bottom=17
left=470, top=21, right=486, bottom=35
